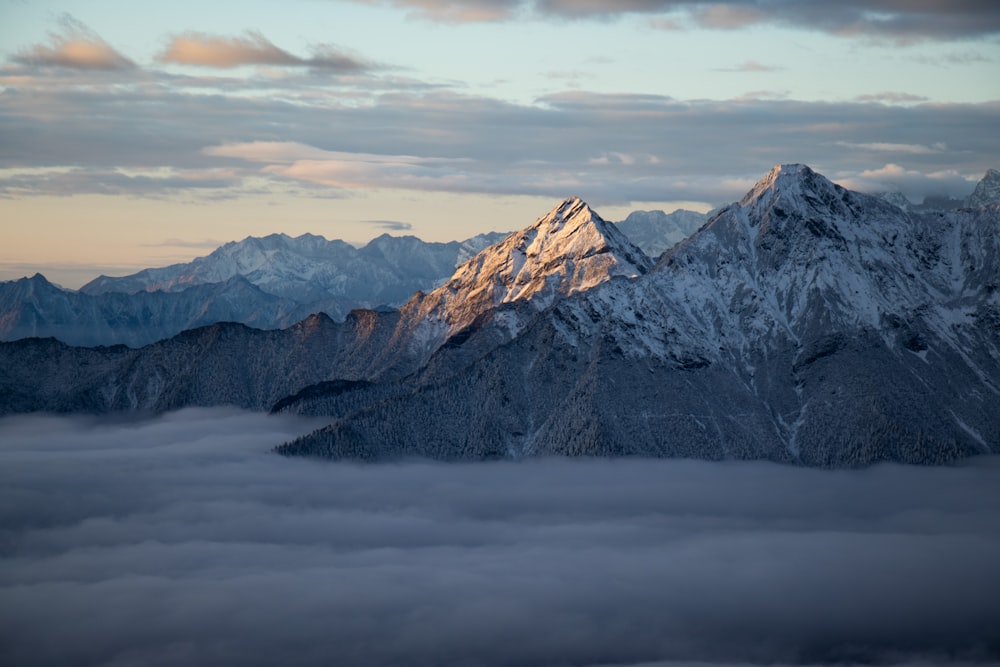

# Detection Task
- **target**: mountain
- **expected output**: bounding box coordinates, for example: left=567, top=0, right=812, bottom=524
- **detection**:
left=874, top=168, right=1000, bottom=213
left=873, top=191, right=914, bottom=211
left=614, top=209, right=706, bottom=257
left=966, top=168, right=1000, bottom=208
left=0, top=313, right=372, bottom=414
left=1, top=231, right=507, bottom=347
left=0, top=198, right=649, bottom=413
left=81, top=231, right=508, bottom=306
left=278, top=165, right=1000, bottom=466
left=0, top=273, right=315, bottom=348
left=4, top=165, right=998, bottom=467
left=400, top=197, right=651, bottom=344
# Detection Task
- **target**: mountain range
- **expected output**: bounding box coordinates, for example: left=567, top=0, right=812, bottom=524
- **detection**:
left=0, top=232, right=507, bottom=347
left=2, top=165, right=998, bottom=467
left=0, top=210, right=702, bottom=348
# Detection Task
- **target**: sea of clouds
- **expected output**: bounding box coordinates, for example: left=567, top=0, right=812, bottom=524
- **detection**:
left=1, top=408, right=998, bottom=667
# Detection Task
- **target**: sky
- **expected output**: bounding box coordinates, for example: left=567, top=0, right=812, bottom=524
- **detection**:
left=1, top=408, right=999, bottom=666
left=1, top=0, right=999, bottom=287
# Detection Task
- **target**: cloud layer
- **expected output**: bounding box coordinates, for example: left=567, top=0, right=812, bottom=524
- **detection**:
left=355, top=0, right=1000, bottom=40
left=2, top=63, right=996, bottom=206
left=1, top=13, right=997, bottom=210
left=1, top=410, right=999, bottom=666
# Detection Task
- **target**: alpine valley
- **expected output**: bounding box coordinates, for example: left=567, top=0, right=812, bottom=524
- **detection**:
left=2, top=164, right=999, bottom=467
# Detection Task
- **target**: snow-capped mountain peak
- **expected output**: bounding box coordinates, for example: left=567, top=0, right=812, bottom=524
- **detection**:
left=435, top=197, right=648, bottom=308
left=738, top=164, right=846, bottom=217
left=397, top=197, right=652, bottom=351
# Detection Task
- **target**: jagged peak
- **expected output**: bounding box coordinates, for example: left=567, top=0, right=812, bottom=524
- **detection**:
left=406, top=197, right=652, bottom=341
left=739, top=164, right=832, bottom=207
left=533, top=196, right=597, bottom=228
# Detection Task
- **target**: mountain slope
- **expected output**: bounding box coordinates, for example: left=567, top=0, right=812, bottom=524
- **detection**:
left=398, top=197, right=650, bottom=345
left=614, top=209, right=706, bottom=257
left=279, top=165, right=1000, bottom=466
left=0, top=273, right=314, bottom=348
left=0, top=310, right=407, bottom=414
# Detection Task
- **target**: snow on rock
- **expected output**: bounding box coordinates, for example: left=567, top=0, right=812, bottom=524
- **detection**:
left=79, top=231, right=508, bottom=308
left=399, top=197, right=652, bottom=351
left=966, top=168, right=1000, bottom=208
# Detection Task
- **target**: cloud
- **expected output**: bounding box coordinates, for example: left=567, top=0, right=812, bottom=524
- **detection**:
left=354, top=0, right=1000, bottom=40
left=0, top=167, right=245, bottom=198
left=853, top=92, right=929, bottom=103
left=713, top=60, right=783, bottom=72
left=364, top=220, right=414, bottom=231
left=158, top=31, right=372, bottom=71
left=837, top=162, right=975, bottom=200
left=1, top=410, right=999, bottom=666
left=355, top=0, right=520, bottom=22
left=2, top=69, right=997, bottom=206
left=834, top=141, right=947, bottom=155
left=11, top=16, right=134, bottom=70
left=692, top=4, right=767, bottom=29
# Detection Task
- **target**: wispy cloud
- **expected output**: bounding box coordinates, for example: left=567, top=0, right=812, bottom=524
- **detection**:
left=355, top=0, right=519, bottom=22
left=834, top=140, right=947, bottom=155
left=11, top=16, right=135, bottom=71
left=158, top=31, right=373, bottom=71
left=714, top=60, right=783, bottom=72
left=0, top=168, right=245, bottom=198
left=854, top=91, right=929, bottom=103
left=363, top=220, right=414, bottom=231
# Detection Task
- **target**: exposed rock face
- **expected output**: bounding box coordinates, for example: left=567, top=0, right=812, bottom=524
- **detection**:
left=388, top=197, right=652, bottom=359
left=966, top=168, right=1000, bottom=208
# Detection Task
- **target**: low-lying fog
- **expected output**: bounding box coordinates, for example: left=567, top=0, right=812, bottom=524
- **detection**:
left=1, top=409, right=998, bottom=667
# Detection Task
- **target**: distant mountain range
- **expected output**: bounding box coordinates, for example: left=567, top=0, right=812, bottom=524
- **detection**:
left=0, top=232, right=507, bottom=347
left=2, top=164, right=998, bottom=467
left=0, top=209, right=704, bottom=348
left=615, top=208, right=707, bottom=257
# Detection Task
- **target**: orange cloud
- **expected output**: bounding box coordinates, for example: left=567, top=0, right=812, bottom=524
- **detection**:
left=13, top=19, right=134, bottom=70
left=158, top=31, right=369, bottom=71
